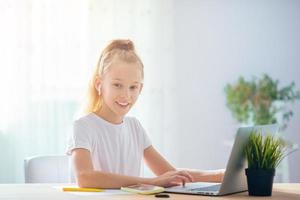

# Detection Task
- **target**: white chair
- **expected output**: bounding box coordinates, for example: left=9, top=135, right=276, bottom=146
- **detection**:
left=24, top=155, right=74, bottom=183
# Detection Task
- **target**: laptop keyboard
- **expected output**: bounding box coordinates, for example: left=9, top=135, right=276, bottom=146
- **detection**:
left=189, top=184, right=221, bottom=192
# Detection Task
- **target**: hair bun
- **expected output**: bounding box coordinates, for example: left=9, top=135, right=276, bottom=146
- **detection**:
left=106, top=39, right=135, bottom=52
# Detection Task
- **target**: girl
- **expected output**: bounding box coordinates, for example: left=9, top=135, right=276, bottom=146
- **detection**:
left=67, top=39, right=224, bottom=188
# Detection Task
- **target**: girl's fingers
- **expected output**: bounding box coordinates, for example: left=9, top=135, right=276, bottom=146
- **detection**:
left=172, top=174, right=189, bottom=185
left=161, top=170, right=194, bottom=187
left=177, top=170, right=194, bottom=182
left=165, top=182, right=181, bottom=188
left=171, top=170, right=193, bottom=182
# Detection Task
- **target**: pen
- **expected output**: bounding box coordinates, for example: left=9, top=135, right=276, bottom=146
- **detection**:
left=62, top=187, right=104, bottom=192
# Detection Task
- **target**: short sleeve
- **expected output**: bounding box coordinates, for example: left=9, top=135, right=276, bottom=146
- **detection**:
left=134, top=118, right=152, bottom=150
left=66, top=120, right=92, bottom=155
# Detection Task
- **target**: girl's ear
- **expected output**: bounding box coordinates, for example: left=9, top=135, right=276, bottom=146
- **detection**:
left=95, top=75, right=102, bottom=95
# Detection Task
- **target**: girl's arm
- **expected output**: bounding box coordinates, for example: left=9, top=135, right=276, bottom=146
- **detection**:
left=144, top=146, right=224, bottom=183
left=143, top=145, right=176, bottom=175
left=72, top=148, right=192, bottom=188
left=178, top=168, right=225, bottom=183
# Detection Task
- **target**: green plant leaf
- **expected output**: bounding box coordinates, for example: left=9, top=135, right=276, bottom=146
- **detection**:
left=225, top=74, right=300, bottom=128
left=245, top=131, right=288, bottom=170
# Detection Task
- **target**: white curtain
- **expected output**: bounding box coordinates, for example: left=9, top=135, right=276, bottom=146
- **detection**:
left=0, top=0, right=174, bottom=183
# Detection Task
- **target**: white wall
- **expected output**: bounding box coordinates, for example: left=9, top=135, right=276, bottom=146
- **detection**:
left=162, top=0, right=300, bottom=182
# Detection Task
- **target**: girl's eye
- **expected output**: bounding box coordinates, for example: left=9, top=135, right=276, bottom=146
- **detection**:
left=130, top=86, right=138, bottom=90
left=113, top=83, right=122, bottom=88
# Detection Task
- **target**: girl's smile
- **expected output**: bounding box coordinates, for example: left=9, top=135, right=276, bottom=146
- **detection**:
left=116, top=101, right=130, bottom=108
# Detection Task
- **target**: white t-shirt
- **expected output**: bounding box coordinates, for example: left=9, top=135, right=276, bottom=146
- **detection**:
left=66, top=113, right=151, bottom=177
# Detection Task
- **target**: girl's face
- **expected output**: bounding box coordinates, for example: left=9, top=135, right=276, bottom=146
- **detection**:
left=96, top=61, right=143, bottom=123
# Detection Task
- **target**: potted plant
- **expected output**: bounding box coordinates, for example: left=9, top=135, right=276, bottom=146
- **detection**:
left=244, top=131, right=288, bottom=196
left=225, top=74, right=300, bottom=129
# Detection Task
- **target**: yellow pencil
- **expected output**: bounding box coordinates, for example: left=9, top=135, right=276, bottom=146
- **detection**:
left=62, top=187, right=104, bottom=192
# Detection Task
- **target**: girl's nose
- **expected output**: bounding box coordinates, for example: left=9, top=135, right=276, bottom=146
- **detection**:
left=121, top=88, right=130, bottom=98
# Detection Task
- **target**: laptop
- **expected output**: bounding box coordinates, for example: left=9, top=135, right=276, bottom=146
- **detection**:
left=164, top=124, right=280, bottom=196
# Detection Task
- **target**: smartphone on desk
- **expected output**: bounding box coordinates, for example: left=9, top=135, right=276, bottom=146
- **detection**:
left=121, top=184, right=164, bottom=195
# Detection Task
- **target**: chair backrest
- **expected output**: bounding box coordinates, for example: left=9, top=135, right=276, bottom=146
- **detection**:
left=24, top=155, right=74, bottom=183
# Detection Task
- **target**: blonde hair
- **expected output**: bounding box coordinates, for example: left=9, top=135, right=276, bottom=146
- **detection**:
left=85, top=39, right=144, bottom=113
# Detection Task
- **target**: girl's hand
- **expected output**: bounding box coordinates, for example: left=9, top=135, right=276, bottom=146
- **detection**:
left=177, top=168, right=226, bottom=183
left=149, top=170, right=194, bottom=188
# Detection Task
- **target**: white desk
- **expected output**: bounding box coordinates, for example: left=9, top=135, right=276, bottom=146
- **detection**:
left=0, top=183, right=299, bottom=200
